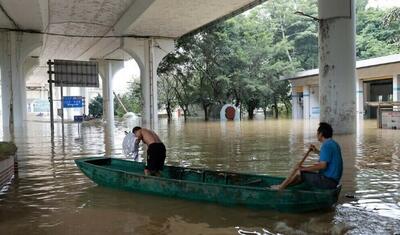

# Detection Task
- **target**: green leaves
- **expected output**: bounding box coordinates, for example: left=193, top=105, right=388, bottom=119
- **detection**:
left=89, top=94, right=103, bottom=118
left=357, top=7, right=400, bottom=59
left=156, top=0, right=398, bottom=120
left=113, top=81, right=142, bottom=117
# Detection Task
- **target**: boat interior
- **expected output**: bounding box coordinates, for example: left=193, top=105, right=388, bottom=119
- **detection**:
left=84, top=158, right=318, bottom=190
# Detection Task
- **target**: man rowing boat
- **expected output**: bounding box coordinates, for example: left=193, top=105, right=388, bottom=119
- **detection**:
left=272, top=122, right=343, bottom=190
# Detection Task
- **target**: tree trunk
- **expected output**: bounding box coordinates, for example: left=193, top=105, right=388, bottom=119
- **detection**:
left=273, top=98, right=279, bottom=119
left=284, top=102, right=290, bottom=117
left=183, top=109, right=188, bottom=122
left=247, top=107, right=255, bottom=120
left=239, top=105, right=242, bottom=120
left=166, top=101, right=172, bottom=122
left=203, top=104, right=209, bottom=121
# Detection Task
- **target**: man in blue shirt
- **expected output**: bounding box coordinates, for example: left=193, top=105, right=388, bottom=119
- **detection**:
left=272, top=122, right=343, bottom=190
left=299, top=122, right=343, bottom=189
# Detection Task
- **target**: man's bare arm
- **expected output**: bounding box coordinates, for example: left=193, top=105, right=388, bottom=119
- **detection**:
left=299, top=161, right=327, bottom=172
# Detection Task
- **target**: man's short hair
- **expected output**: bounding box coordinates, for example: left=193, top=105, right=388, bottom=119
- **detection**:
left=318, top=122, right=333, bottom=138
left=132, top=126, right=141, bottom=133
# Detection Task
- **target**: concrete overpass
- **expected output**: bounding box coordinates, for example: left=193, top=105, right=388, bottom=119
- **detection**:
left=0, top=0, right=269, bottom=138
left=0, top=0, right=358, bottom=138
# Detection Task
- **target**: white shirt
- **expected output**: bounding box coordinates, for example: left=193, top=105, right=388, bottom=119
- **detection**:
left=122, top=132, right=139, bottom=160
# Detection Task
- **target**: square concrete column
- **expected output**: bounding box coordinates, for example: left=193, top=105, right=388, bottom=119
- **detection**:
left=393, top=74, right=400, bottom=101
left=123, top=38, right=175, bottom=129
left=309, top=86, right=320, bottom=118
left=291, top=86, right=302, bottom=119
left=393, top=74, right=400, bottom=111
left=99, top=60, right=123, bottom=128
left=357, top=79, right=364, bottom=116
left=1, top=32, right=42, bottom=139
left=318, top=0, right=356, bottom=133
left=98, top=60, right=123, bottom=156
left=0, top=32, right=25, bottom=138
left=142, top=39, right=158, bottom=129
left=80, top=87, right=88, bottom=115
left=303, top=86, right=310, bottom=119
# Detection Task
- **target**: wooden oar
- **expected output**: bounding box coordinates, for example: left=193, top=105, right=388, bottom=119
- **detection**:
left=276, top=149, right=312, bottom=190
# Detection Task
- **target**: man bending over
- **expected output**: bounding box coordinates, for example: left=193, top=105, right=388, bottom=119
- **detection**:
left=132, top=126, right=166, bottom=176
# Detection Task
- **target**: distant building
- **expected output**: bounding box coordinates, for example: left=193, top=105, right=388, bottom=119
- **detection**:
left=282, top=54, right=400, bottom=119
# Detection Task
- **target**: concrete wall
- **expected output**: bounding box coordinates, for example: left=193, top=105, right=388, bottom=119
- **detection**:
left=309, top=86, right=320, bottom=119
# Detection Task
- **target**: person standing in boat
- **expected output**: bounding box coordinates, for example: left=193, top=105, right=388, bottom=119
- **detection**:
left=273, top=122, right=343, bottom=190
left=132, top=126, right=166, bottom=176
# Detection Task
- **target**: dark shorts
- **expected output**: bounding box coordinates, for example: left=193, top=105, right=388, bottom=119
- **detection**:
left=300, top=171, right=338, bottom=189
left=145, top=143, right=166, bottom=173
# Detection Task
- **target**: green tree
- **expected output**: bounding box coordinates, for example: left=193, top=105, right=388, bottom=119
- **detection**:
left=158, top=45, right=197, bottom=121
left=157, top=0, right=400, bottom=121
left=383, top=7, right=400, bottom=46
left=158, top=75, right=177, bottom=122
left=114, top=81, right=142, bottom=117
left=356, top=5, right=400, bottom=59
left=88, top=94, right=103, bottom=118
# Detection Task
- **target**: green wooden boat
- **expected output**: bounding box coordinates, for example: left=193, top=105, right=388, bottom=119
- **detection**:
left=75, top=157, right=341, bottom=212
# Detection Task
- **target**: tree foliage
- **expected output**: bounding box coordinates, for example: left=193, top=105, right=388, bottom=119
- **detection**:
left=114, top=81, right=142, bottom=117
left=88, top=94, right=103, bottom=118
left=157, top=0, right=399, bottom=121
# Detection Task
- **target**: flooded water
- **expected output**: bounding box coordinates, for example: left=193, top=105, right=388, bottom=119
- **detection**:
left=0, top=118, right=399, bottom=234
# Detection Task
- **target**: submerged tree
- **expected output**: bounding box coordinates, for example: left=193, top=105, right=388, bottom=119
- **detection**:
left=158, top=75, right=177, bottom=122
left=89, top=94, right=103, bottom=118
left=157, top=0, right=399, bottom=121
left=114, top=81, right=142, bottom=117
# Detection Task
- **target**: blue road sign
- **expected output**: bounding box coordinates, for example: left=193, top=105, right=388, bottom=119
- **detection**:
left=63, top=96, right=83, bottom=108
left=74, top=115, right=84, bottom=122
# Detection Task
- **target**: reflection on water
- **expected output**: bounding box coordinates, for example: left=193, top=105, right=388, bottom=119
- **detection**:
left=0, top=118, right=399, bottom=234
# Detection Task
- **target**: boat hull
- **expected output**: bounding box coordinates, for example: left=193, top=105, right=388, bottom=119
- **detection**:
left=75, top=157, right=341, bottom=212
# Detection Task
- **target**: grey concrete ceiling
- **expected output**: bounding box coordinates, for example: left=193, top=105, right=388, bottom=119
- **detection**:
left=1, top=0, right=264, bottom=60
left=1, top=0, right=265, bottom=83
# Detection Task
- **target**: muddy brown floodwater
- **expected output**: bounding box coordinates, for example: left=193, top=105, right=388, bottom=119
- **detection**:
left=0, top=118, right=399, bottom=234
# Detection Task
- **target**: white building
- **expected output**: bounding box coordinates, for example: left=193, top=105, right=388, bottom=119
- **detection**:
left=283, top=54, right=400, bottom=119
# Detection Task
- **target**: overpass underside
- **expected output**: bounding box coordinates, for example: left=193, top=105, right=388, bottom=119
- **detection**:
left=0, top=0, right=357, bottom=139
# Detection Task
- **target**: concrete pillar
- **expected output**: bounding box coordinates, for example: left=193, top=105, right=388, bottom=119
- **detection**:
left=0, top=32, right=24, bottom=138
left=393, top=74, right=400, bottom=111
left=98, top=60, right=122, bottom=157
left=101, top=62, right=114, bottom=129
left=141, top=39, right=153, bottom=128
left=40, top=84, right=46, bottom=99
left=23, top=57, right=39, bottom=117
left=98, top=60, right=123, bottom=129
left=357, top=79, right=364, bottom=116
left=80, top=87, right=88, bottom=115
left=53, top=84, right=60, bottom=119
left=393, top=74, right=400, bottom=101
left=291, top=86, right=302, bottom=119
left=19, top=73, right=28, bottom=122
left=0, top=32, right=12, bottom=137
left=303, top=85, right=310, bottom=119
left=65, top=87, right=73, bottom=120
left=318, top=0, right=356, bottom=134
left=0, top=32, right=42, bottom=138
left=309, top=86, right=320, bottom=118
left=141, top=38, right=163, bottom=129
left=123, top=38, right=175, bottom=129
